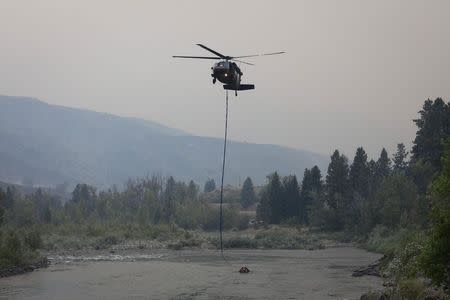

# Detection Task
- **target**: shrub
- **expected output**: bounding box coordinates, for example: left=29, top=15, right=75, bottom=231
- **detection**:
left=238, top=215, right=250, bottom=230
left=24, top=230, right=43, bottom=251
left=210, top=236, right=257, bottom=249
left=96, top=235, right=121, bottom=249
left=0, top=231, right=23, bottom=267
left=398, top=279, right=425, bottom=300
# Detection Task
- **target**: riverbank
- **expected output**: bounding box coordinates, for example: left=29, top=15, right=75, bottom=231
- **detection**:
left=0, top=257, right=49, bottom=278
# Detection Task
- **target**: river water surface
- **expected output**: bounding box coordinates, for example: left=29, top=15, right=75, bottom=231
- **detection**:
left=0, top=247, right=382, bottom=299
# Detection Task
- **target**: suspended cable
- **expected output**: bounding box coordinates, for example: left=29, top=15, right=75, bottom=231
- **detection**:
left=219, top=90, right=229, bottom=259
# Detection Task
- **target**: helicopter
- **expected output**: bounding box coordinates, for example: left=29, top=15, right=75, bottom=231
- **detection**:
left=173, top=44, right=285, bottom=96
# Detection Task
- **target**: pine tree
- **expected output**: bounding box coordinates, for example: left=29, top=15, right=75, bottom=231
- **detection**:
left=393, top=143, right=409, bottom=174
left=282, top=175, right=301, bottom=221
left=71, top=184, right=97, bottom=218
left=187, top=180, right=199, bottom=200
left=162, top=176, right=176, bottom=222
left=350, top=147, right=370, bottom=198
left=0, top=188, right=4, bottom=226
left=300, top=166, right=322, bottom=224
left=4, top=186, right=15, bottom=210
left=376, top=148, right=391, bottom=178
left=325, top=150, right=350, bottom=230
left=412, top=98, right=450, bottom=170
left=203, top=179, right=216, bottom=193
left=326, top=150, right=350, bottom=210
left=367, top=159, right=377, bottom=190
left=419, top=138, right=450, bottom=286
left=0, top=187, right=4, bottom=208
left=267, top=172, right=284, bottom=224
left=240, top=177, right=256, bottom=209
left=257, top=188, right=271, bottom=223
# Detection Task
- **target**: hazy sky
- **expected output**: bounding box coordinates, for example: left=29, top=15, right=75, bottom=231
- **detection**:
left=1, top=0, right=450, bottom=159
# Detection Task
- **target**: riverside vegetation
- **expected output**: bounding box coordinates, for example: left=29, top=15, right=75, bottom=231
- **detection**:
left=0, top=98, right=449, bottom=298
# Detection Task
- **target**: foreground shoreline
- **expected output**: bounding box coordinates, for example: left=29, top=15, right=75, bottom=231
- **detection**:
left=0, top=257, right=49, bottom=278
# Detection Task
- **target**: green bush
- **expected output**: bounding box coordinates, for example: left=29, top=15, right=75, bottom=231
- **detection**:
left=224, top=237, right=257, bottom=248
left=365, top=225, right=423, bottom=255
left=210, top=236, right=257, bottom=249
left=238, top=215, right=250, bottom=230
left=96, top=235, right=121, bottom=249
left=398, top=279, right=425, bottom=300
left=419, top=139, right=450, bottom=287
left=24, top=230, right=42, bottom=251
left=419, top=203, right=450, bottom=287
left=0, top=231, right=23, bottom=267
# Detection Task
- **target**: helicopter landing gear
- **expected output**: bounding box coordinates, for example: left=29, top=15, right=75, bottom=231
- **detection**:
left=212, top=77, right=216, bottom=84
left=235, top=90, right=237, bottom=96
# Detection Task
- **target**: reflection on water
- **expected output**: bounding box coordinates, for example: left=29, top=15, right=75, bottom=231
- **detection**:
left=0, top=248, right=383, bottom=300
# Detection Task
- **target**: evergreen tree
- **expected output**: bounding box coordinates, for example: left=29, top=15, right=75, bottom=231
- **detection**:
left=257, top=188, right=271, bottom=223
left=420, top=138, right=450, bottom=286
left=162, top=176, right=176, bottom=222
left=377, top=148, right=391, bottom=178
left=367, top=159, right=378, bottom=195
left=409, top=159, right=436, bottom=194
left=309, top=166, right=323, bottom=191
left=361, top=158, right=380, bottom=230
left=350, top=147, right=370, bottom=198
left=412, top=98, right=450, bottom=171
left=369, top=148, right=392, bottom=193
left=33, top=188, right=52, bottom=224
left=392, top=143, right=409, bottom=174
left=282, top=175, right=301, bottom=221
left=203, top=179, right=216, bottom=193
left=240, top=177, right=256, bottom=209
left=266, top=172, right=284, bottom=224
left=0, top=187, right=4, bottom=208
left=4, top=186, right=15, bottom=210
left=300, top=166, right=322, bottom=224
left=187, top=180, right=199, bottom=200
left=325, top=150, right=350, bottom=230
left=0, top=188, right=4, bottom=226
left=71, top=184, right=97, bottom=218
left=347, top=147, right=370, bottom=230
left=374, top=174, right=418, bottom=228
left=326, top=150, right=350, bottom=210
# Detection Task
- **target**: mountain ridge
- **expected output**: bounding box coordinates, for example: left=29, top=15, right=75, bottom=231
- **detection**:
left=0, top=95, right=327, bottom=188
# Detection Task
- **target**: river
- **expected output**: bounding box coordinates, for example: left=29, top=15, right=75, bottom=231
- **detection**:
left=0, top=247, right=382, bottom=299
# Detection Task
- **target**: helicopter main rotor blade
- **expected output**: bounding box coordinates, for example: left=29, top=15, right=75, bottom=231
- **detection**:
left=196, top=44, right=227, bottom=59
left=232, top=59, right=255, bottom=66
left=233, top=51, right=286, bottom=59
left=173, top=55, right=221, bottom=59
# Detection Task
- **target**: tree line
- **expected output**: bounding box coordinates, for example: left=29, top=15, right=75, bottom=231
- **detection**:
left=256, top=98, right=449, bottom=233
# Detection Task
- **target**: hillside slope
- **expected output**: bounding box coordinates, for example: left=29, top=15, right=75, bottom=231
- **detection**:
left=0, top=95, right=327, bottom=187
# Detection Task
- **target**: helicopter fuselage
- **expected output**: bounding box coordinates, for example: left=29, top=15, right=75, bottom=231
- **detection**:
left=211, top=60, right=242, bottom=88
